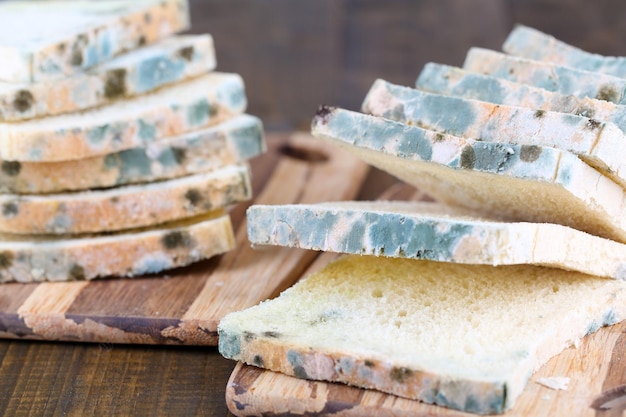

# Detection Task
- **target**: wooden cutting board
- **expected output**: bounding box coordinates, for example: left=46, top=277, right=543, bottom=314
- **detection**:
left=0, top=132, right=369, bottom=346
left=223, top=185, right=626, bottom=417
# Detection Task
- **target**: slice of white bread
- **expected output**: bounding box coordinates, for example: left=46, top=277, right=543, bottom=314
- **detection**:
left=247, top=201, right=626, bottom=279
left=218, top=254, right=626, bottom=414
left=0, top=209, right=233, bottom=283
left=362, top=78, right=626, bottom=188
left=0, top=114, right=264, bottom=194
left=311, top=107, right=626, bottom=244
left=0, top=0, right=189, bottom=83
left=0, top=72, right=246, bottom=162
left=504, top=25, right=626, bottom=78
left=416, top=63, right=626, bottom=133
left=0, top=34, right=216, bottom=122
left=0, top=164, right=251, bottom=235
left=463, top=47, right=626, bottom=104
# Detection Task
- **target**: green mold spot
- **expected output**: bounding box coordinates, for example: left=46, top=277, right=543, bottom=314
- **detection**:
left=263, top=331, right=281, bottom=338
left=161, top=231, right=193, bottom=249
left=596, top=85, right=619, bottom=103
left=138, top=119, right=157, bottom=141
left=364, top=360, right=375, bottom=368
left=1, top=161, right=21, bottom=177
left=0, top=252, right=13, bottom=269
left=2, top=201, right=18, bottom=217
left=104, top=69, right=127, bottom=99
left=87, top=124, right=109, bottom=145
left=13, top=90, right=34, bottom=112
left=178, top=46, right=194, bottom=61
left=519, top=145, right=542, bottom=163
left=243, top=331, right=255, bottom=342
left=390, top=366, right=413, bottom=383
left=184, top=189, right=203, bottom=207
left=69, top=264, right=86, bottom=281
left=534, top=109, right=545, bottom=119
left=460, top=146, right=476, bottom=169
left=217, top=329, right=241, bottom=359
left=434, top=133, right=445, bottom=142
left=70, top=34, right=88, bottom=67
left=187, top=99, right=210, bottom=126
left=253, top=355, right=264, bottom=367
left=157, top=147, right=186, bottom=168
left=287, top=350, right=308, bottom=379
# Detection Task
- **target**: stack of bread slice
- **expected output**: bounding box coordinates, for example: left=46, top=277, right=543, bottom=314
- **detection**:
left=218, top=26, right=626, bottom=414
left=0, top=0, right=265, bottom=283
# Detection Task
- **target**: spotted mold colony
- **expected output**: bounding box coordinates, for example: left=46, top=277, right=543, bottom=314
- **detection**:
left=0, top=114, right=264, bottom=194
left=504, top=25, right=626, bottom=78
left=218, top=255, right=626, bottom=414
left=0, top=72, right=247, bottom=162
left=363, top=78, right=626, bottom=189
left=0, top=164, right=251, bottom=234
left=0, top=34, right=216, bottom=122
left=0, top=0, right=190, bottom=83
left=416, top=63, right=626, bottom=133
left=463, top=48, right=626, bottom=105
left=246, top=201, right=626, bottom=279
left=311, top=107, right=626, bottom=243
left=0, top=210, right=234, bottom=283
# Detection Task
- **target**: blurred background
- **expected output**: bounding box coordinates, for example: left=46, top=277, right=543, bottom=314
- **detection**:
left=187, top=0, right=626, bottom=132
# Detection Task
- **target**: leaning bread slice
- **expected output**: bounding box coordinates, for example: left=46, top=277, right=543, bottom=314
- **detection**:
left=0, top=114, right=264, bottom=194
left=0, top=164, right=251, bottom=235
left=247, top=201, right=626, bottom=279
left=463, top=48, right=626, bottom=104
left=218, top=255, right=626, bottom=414
left=504, top=25, right=626, bottom=78
left=311, top=107, right=626, bottom=243
left=363, top=78, right=626, bottom=188
left=0, top=209, right=233, bottom=283
left=416, top=63, right=626, bottom=133
left=0, top=72, right=246, bottom=162
left=0, top=34, right=215, bottom=122
left=0, top=0, right=189, bottom=83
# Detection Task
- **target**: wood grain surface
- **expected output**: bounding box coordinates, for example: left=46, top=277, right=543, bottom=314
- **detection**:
left=0, top=133, right=368, bottom=346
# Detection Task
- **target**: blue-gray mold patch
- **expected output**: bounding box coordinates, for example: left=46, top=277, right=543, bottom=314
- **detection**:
left=87, top=124, right=109, bottom=145
left=230, top=122, right=264, bottom=160
left=116, top=148, right=153, bottom=183
left=135, top=56, right=186, bottom=93
left=218, top=329, right=242, bottom=359
left=157, top=146, right=186, bottom=168
left=138, top=119, right=157, bottom=142
left=287, top=350, right=309, bottom=379
left=187, top=99, right=210, bottom=126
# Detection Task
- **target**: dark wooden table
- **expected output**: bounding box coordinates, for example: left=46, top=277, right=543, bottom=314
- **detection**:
left=0, top=133, right=394, bottom=417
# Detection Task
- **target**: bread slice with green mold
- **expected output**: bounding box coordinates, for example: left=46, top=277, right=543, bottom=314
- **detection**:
left=0, top=34, right=216, bottom=122
left=247, top=200, right=626, bottom=280
left=504, top=25, right=626, bottom=78
left=0, top=209, right=233, bottom=283
left=0, top=72, right=246, bottom=162
left=0, top=114, right=264, bottom=194
left=363, top=78, right=626, bottom=189
left=218, top=255, right=626, bottom=414
left=311, top=107, right=626, bottom=244
left=0, top=0, right=189, bottom=83
left=0, top=163, right=251, bottom=235
left=463, top=47, right=626, bottom=104
left=416, top=63, right=626, bottom=133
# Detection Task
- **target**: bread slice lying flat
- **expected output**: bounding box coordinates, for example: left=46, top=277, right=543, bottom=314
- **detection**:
left=0, top=72, right=246, bottom=162
left=0, top=114, right=264, bottom=194
left=0, top=0, right=189, bottom=83
left=311, top=107, right=626, bottom=243
left=247, top=200, right=626, bottom=279
left=0, top=164, right=251, bottom=235
left=463, top=48, right=626, bottom=104
left=0, top=209, right=233, bottom=283
left=504, top=25, right=626, bottom=78
left=416, top=63, right=626, bottom=133
left=363, top=78, right=626, bottom=188
left=218, top=255, right=626, bottom=414
left=0, top=34, right=215, bottom=122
